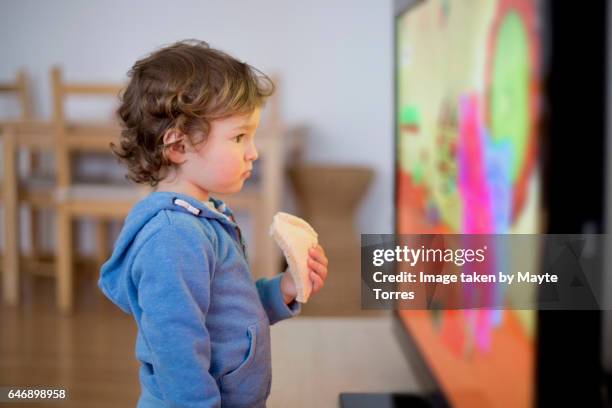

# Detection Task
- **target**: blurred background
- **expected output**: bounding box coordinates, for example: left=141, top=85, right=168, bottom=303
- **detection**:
left=0, top=0, right=611, bottom=407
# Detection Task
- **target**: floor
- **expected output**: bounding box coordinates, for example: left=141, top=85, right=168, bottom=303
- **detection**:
left=0, top=272, right=421, bottom=407
left=269, top=316, right=422, bottom=407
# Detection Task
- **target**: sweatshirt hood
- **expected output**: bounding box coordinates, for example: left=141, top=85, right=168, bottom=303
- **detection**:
left=98, top=191, right=237, bottom=314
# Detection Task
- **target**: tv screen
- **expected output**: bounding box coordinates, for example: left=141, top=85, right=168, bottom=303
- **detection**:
left=394, top=0, right=543, bottom=406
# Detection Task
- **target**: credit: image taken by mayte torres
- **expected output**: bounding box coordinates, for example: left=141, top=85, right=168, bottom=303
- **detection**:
left=362, top=234, right=604, bottom=310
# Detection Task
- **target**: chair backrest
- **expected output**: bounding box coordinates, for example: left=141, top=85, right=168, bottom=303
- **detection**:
left=0, top=68, right=33, bottom=120
left=51, top=66, right=125, bottom=190
left=51, top=66, right=123, bottom=126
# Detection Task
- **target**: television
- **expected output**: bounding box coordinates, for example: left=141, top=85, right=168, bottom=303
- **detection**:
left=393, top=0, right=607, bottom=407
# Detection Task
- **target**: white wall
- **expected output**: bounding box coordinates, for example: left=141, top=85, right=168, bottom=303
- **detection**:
left=0, top=0, right=395, bottom=236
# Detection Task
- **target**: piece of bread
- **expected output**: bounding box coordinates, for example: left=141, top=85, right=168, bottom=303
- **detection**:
left=269, top=212, right=319, bottom=303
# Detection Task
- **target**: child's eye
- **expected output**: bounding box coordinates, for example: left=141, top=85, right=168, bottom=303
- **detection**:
left=234, top=134, right=245, bottom=143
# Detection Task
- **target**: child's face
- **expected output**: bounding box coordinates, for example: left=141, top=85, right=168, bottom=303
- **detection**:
left=181, top=107, right=261, bottom=198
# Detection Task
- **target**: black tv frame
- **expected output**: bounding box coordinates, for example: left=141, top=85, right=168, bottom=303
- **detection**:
left=536, top=0, right=606, bottom=406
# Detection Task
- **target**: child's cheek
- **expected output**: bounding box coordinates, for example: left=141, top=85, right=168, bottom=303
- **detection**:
left=216, top=157, right=242, bottom=186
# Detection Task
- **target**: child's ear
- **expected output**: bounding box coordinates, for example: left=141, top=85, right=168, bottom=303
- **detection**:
left=162, top=129, right=187, bottom=164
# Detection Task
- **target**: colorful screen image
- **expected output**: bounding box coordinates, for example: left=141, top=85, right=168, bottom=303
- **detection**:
left=395, top=0, right=543, bottom=407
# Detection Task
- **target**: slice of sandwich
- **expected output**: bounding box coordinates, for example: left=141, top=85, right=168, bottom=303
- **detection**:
left=269, top=212, right=319, bottom=303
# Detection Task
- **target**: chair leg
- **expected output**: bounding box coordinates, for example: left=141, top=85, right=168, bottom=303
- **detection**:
left=29, top=207, right=42, bottom=259
left=27, top=150, right=43, bottom=259
left=57, top=208, right=73, bottom=314
left=2, top=130, right=20, bottom=305
left=94, top=219, right=109, bottom=273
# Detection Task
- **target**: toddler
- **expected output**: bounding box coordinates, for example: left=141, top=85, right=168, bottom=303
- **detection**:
left=99, top=40, right=328, bottom=408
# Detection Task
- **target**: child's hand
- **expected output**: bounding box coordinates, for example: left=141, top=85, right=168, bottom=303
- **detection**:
left=307, top=244, right=328, bottom=296
left=280, top=244, right=329, bottom=304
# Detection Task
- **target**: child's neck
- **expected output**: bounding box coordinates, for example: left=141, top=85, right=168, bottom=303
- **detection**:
left=155, top=177, right=210, bottom=203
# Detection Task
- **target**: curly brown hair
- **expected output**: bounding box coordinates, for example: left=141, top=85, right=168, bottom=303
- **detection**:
left=111, top=39, right=274, bottom=186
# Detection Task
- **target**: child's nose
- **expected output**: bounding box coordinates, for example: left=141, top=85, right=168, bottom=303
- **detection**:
left=246, top=140, right=258, bottom=161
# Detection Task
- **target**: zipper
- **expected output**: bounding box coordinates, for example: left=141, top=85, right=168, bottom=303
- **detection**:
left=204, top=198, right=248, bottom=261
left=227, top=214, right=248, bottom=261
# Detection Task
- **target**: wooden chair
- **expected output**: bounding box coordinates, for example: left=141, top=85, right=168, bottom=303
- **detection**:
left=51, top=66, right=149, bottom=313
left=1, top=69, right=56, bottom=306
left=0, top=69, right=33, bottom=119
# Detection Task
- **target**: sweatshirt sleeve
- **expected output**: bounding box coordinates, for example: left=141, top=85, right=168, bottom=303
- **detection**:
left=133, top=225, right=220, bottom=408
left=255, top=271, right=301, bottom=325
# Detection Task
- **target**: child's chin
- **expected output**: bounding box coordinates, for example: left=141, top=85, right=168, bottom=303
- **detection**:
left=217, top=182, right=245, bottom=195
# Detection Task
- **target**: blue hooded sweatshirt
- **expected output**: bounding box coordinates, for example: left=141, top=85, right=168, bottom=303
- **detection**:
left=98, top=191, right=301, bottom=407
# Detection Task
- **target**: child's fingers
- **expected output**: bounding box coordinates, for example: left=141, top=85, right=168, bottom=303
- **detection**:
left=309, top=246, right=328, bottom=266
left=308, top=258, right=328, bottom=280
left=310, top=270, right=324, bottom=292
